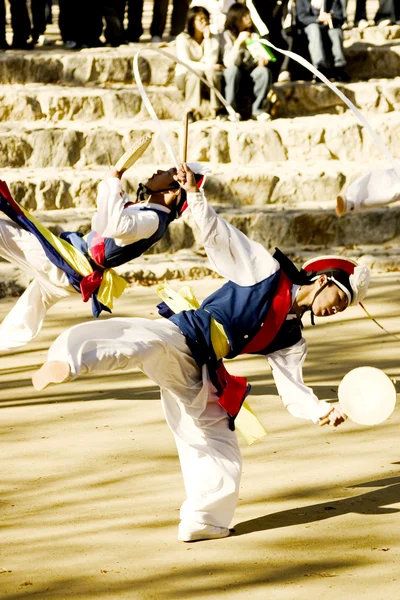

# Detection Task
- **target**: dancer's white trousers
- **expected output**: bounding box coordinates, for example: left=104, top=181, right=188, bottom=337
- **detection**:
left=0, top=219, right=74, bottom=350
left=47, top=317, right=242, bottom=528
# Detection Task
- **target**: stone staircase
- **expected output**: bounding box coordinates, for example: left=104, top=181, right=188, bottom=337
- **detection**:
left=1, top=28, right=400, bottom=296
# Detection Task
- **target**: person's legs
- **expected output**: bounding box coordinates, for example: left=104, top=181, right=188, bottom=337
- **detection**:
left=9, top=0, right=32, bottom=48
left=150, top=0, right=169, bottom=38
left=375, top=0, right=396, bottom=23
left=223, top=65, right=243, bottom=113
left=327, top=27, right=346, bottom=68
left=354, top=0, right=367, bottom=23
left=30, top=0, right=47, bottom=43
left=304, top=22, right=328, bottom=70
left=162, top=375, right=242, bottom=535
left=250, top=65, right=271, bottom=115
left=58, top=0, right=79, bottom=44
left=33, top=316, right=242, bottom=538
left=0, top=219, right=74, bottom=349
left=170, top=0, right=189, bottom=37
left=126, top=0, right=144, bottom=41
left=102, top=0, right=124, bottom=46
left=183, top=71, right=202, bottom=111
left=0, top=0, right=8, bottom=48
left=205, top=69, right=222, bottom=112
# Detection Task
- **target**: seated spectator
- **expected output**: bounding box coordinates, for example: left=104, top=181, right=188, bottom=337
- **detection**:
left=296, top=0, right=350, bottom=81
left=175, top=6, right=223, bottom=121
left=222, top=2, right=273, bottom=121
left=190, top=0, right=235, bottom=34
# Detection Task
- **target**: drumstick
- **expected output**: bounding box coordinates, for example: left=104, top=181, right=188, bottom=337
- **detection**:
left=182, top=112, right=189, bottom=163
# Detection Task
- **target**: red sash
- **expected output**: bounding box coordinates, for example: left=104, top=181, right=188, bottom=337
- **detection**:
left=217, top=271, right=293, bottom=420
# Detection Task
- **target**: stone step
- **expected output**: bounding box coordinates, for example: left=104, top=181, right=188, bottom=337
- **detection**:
left=0, top=112, right=398, bottom=169
left=0, top=39, right=399, bottom=86
left=1, top=161, right=391, bottom=212
left=1, top=183, right=399, bottom=252
left=0, top=245, right=399, bottom=301
left=0, top=78, right=400, bottom=122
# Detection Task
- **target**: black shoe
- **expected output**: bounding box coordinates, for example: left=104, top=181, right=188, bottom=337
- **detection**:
left=0, top=40, right=9, bottom=50
left=332, top=67, right=351, bottom=82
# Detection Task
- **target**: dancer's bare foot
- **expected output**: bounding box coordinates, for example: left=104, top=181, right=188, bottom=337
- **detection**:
left=32, top=360, right=71, bottom=391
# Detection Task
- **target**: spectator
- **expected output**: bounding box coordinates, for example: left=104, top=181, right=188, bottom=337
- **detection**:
left=190, top=0, right=235, bottom=34
left=222, top=2, right=273, bottom=121
left=102, top=1, right=125, bottom=46
left=150, top=0, right=190, bottom=42
left=175, top=6, right=223, bottom=121
left=296, top=0, right=350, bottom=81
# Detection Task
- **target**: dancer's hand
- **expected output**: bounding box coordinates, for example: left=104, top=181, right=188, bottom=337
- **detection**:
left=108, top=166, right=122, bottom=179
left=174, top=163, right=199, bottom=193
left=318, top=404, right=347, bottom=427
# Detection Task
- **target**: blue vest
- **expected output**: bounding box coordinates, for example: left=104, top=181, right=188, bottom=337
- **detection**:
left=168, top=269, right=302, bottom=368
left=62, top=206, right=173, bottom=269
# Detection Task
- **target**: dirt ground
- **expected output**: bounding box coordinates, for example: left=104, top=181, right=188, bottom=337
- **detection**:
left=0, top=273, right=399, bottom=600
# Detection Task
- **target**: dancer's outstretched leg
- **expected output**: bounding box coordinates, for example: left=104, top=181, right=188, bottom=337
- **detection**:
left=0, top=219, right=73, bottom=350
left=32, top=317, right=242, bottom=540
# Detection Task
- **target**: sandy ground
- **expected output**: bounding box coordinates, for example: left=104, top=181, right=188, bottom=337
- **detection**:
left=0, top=274, right=399, bottom=600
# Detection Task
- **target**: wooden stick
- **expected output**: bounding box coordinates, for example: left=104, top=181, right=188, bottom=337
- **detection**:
left=182, top=111, right=189, bottom=163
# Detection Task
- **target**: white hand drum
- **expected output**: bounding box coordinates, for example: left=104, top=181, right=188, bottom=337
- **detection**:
left=115, top=134, right=152, bottom=174
left=338, top=366, right=396, bottom=425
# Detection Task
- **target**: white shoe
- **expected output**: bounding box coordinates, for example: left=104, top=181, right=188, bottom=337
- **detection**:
left=151, top=36, right=162, bottom=43
left=377, top=18, right=393, bottom=27
left=277, top=70, right=291, bottom=82
left=254, top=112, right=271, bottom=122
left=32, top=360, right=70, bottom=391
left=357, top=18, right=371, bottom=30
left=178, top=521, right=230, bottom=542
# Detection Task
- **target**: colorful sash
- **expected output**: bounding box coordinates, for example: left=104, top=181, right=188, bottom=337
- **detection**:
left=0, top=181, right=127, bottom=317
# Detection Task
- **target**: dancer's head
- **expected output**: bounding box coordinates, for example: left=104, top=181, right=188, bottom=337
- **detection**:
left=137, top=164, right=208, bottom=218
left=296, top=256, right=370, bottom=318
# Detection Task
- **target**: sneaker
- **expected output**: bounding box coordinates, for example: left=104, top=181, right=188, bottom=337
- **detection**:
left=65, top=40, right=78, bottom=49
left=178, top=521, right=230, bottom=542
left=332, top=66, right=351, bottom=82
left=253, top=112, right=271, bottom=122
left=277, top=70, right=291, bottom=82
left=32, top=360, right=71, bottom=391
left=151, top=35, right=162, bottom=43
left=377, top=18, right=393, bottom=27
left=357, top=18, right=371, bottom=30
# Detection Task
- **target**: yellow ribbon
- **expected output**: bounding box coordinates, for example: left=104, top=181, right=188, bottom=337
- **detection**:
left=15, top=202, right=127, bottom=311
left=156, top=284, right=267, bottom=444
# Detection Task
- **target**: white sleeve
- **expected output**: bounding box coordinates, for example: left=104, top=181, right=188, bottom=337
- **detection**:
left=187, top=191, right=279, bottom=285
left=341, top=167, right=400, bottom=213
left=91, top=178, right=160, bottom=244
left=267, top=338, right=331, bottom=423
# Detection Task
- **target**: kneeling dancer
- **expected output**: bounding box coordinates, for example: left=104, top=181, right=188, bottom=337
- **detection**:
left=0, top=164, right=204, bottom=351
left=33, top=164, right=370, bottom=542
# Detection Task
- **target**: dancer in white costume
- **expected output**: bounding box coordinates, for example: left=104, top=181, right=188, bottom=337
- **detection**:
left=0, top=165, right=205, bottom=352
left=33, top=164, right=369, bottom=542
